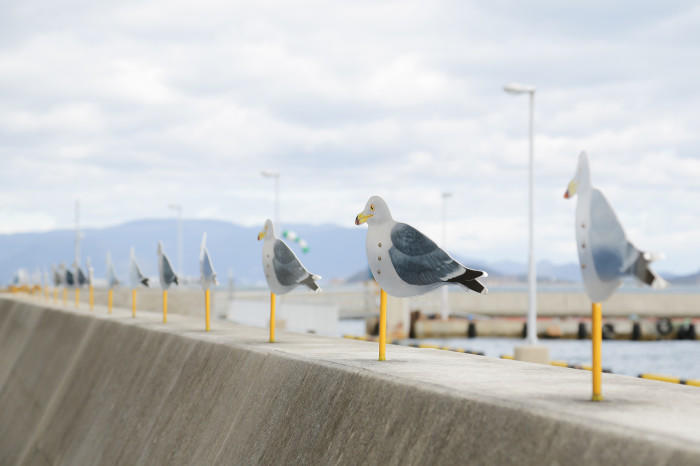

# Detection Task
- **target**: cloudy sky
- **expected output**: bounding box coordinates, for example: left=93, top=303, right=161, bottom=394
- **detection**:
left=1, top=1, right=699, bottom=273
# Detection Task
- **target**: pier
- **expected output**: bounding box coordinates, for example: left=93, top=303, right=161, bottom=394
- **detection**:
left=1, top=295, right=699, bottom=465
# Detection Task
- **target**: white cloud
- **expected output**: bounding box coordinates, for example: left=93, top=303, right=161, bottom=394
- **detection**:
left=0, top=0, right=699, bottom=273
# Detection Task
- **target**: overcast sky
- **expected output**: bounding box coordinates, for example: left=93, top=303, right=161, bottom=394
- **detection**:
left=1, top=1, right=699, bottom=273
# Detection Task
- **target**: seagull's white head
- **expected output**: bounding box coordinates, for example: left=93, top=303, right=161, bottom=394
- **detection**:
left=257, top=219, right=275, bottom=241
left=564, top=151, right=591, bottom=199
left=355, top=195, right=392, bottom=226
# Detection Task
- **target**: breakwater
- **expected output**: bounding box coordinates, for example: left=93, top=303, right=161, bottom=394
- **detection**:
left=1, top=295, right=699, bottom=465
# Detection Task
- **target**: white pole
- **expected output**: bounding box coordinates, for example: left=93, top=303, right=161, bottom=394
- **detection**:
left=261, top=171, right=281, bottom=232
left=527, top=91, right=537, bottom=344
left=441, top=192, right=452, bottom=320
left=74, top=200, right=80, bottom=266
left=178, top=208, right=183, bottom=279
left=274, top=174, right=280, bottom=230
left=168, top=204, right=184, bottom=278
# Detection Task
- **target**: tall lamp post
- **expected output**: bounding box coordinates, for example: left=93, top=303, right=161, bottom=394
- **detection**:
left=441, top=192, right=452, bottom=320
left=504, top=82, right=538, bottom=346
left=74, top=200, right=82, bottom=266
left=261, top=171, right=280, bottom=230
left=168, top=204, right=183, bottom=278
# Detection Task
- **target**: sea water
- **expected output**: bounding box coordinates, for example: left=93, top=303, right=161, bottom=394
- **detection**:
left=339, top=319, right=700, bottom=380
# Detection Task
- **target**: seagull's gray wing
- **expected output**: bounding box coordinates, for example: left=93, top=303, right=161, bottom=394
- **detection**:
left=389, top=223, right=462, bottom=285
left=202, top=248, right=216, bottom=282
left=273, top=239, right=309, bottom=286
left=65, top=269, right=75, bottom=286
left=77, top=268, right=87, bottom=286
left=589, top=189, right=640, bottom=281
left=161, top=254, right=177, bottom=285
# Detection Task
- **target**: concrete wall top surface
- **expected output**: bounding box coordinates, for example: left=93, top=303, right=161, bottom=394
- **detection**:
left=1, top=294, right=699, bottom=465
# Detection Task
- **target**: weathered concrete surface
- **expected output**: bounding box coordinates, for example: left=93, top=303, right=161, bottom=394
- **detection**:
left=1, top=295, right=699, bottom=465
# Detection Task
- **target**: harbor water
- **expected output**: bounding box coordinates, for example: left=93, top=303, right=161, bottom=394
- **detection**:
left=339, top=319, right=700, bottom=380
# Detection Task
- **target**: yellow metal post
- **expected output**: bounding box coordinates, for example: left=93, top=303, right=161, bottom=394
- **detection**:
left=205, top=288, right=211, bottom=332
left=269, top=292, right=276, bottom=342
left=592, top=302, right=603, bottom=401
left=132, top=289, right=136, bottom=318
left=75, top=288, right=80, bottom=309
left=53, top=288, right=58, bottom=304
left=62, top=288, right=67, bottom=306
left=89, top=286, right=94, bottom=311
left=379, top=289, right=387, bottom=361
left=108, top=289, right=113, bottom=314
left=44, top=286, right=49, bottom=300
left=163, top=290, right=168, bottom=323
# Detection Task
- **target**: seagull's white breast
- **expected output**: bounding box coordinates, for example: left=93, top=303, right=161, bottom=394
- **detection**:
left=576, top=190, right=620, bottom=302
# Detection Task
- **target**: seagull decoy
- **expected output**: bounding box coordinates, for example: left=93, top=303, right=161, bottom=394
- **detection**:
left=199, top=233, right=217, bottom=289
left=52, top=265, right=62, bottom=287
left=64, top=264, right=75, bottom=288
left=157, top=241, right=178, bottom=323
left=258, top=219, right=321, bottom=294
left=258, top=219, right=321, bottom=342
left=106, top=252, right=120, bottom=289
left=355, top=195, right=487, bottom=297
left=200, top=233, right=217, bottom=331
left=129, top=247, right=150, bottom=288
left=85, top=257, right=94, bottom=287
left=157, top=241, right=178, bottom=289
left=75, top=261, right=88, bottom=287
left=86, top=257, right=95, bottom=310
left=564, top=151, right=667, bottom=402
left=564, top=151, right=667, bottom=302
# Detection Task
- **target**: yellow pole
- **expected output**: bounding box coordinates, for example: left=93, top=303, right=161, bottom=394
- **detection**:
left=205, top=288, right=211, bottom=332
left=379, top=289, right=387, bottom=361
left=592, top=302, right=603, bottom=401
left=163, top=289, right=168, bottom=323
left=53, top=288, right=57, bottom=304
left=75, top=288, right=80, bottom=309
left=269, top=292, right=276, bottom=342
left=132, top=289, right=136, bottom=318
left=44, top=286, right=49, bottom=300
left=89, top=286, right=94, bottom=311
left=62, top=288, right=67, bottom=306
left=108, top=288, right=113, bottom=314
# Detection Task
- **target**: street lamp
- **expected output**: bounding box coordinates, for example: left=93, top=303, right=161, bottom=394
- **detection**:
left=168, top=204, right=183, bottom=278
left=261, top=171, right=280, bottom=230
left=504, top=82, right=538, bottom=345
left=441, top=192, right=452, bottom=320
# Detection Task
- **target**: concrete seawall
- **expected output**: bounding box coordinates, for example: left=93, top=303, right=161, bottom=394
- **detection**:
left=1, top=296, right=699, bottom=465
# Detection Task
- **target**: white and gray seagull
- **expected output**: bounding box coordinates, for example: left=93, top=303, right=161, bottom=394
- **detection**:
left=564, top=151, right=667, bottom=302
left=199, top=233, right=217, bottom=289
left=355, top=195, right=487, bottom=297
left=52, top=265, right=62, bottom=287
left=258, top=219, right=321, bottom=294
left=106, top=252, right=120, bottom=288
left=129, top=247, right=150, bottom=288
left=157, top=241, right=179, bottom=289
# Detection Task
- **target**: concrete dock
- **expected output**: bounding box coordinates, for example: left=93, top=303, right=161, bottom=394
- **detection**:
left=1, top=295, right=699, bottom=465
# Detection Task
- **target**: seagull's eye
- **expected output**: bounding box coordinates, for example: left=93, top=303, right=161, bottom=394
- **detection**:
left=370, top=204, right=375, bottom=211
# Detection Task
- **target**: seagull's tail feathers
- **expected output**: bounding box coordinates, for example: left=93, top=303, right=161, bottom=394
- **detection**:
left=448, top=268, right=488, bottom=295
left=301, top=274, right=322, bottom=293
left=634, top=252, right=668, bottom=290
left=173, top=276, right=179, bottom=286
left=141, top=277, right=150, bottom=287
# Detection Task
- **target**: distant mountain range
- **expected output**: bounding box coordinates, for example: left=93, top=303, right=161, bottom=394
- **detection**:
left=1, top=219, right=696, bottom=286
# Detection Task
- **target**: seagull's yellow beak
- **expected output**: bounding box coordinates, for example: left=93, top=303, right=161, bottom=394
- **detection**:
left=355, top=212, right=373, bottom=225
left=564, top=180, right=577, bottom=199
left=257, top=231, right=265, bottom=241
